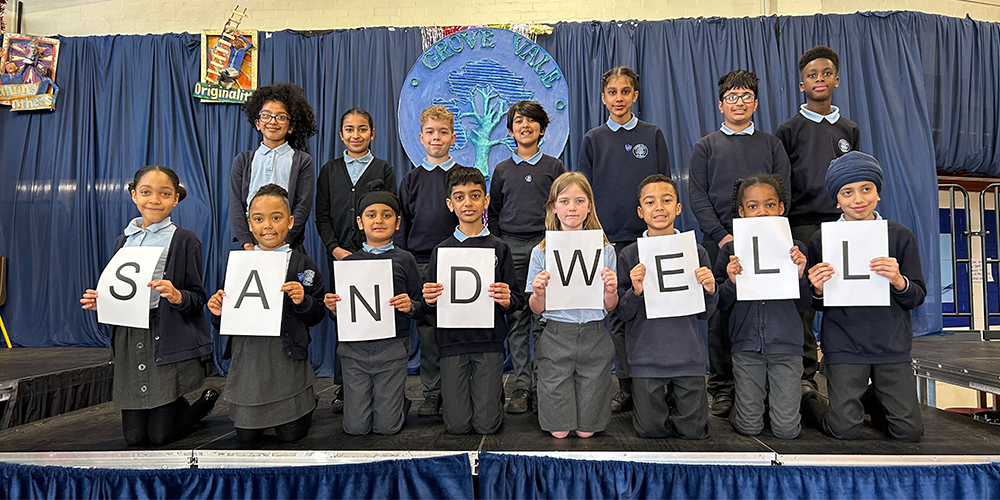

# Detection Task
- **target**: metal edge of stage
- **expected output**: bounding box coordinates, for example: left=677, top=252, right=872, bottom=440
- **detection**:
left=3, top=450, right=997, bottom=470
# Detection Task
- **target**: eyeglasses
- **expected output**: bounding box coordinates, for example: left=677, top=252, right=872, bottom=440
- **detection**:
left=258, top=113, right=290, bottom=124
left=722, top=93, right=756, bottom=104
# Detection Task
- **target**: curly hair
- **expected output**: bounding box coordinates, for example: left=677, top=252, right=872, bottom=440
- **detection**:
left=635, top=174, right=677, bottom=204
left=731, top=173, right=788, bottom=220
left=128, top=165, right=187, bottom=202
left=249, top=183, right=291, bottom=214
left=798, top=45, right=840, bottom=73
left=420, top=105, right=454, bottom=129
left=242, top=83, right=318, bottom=152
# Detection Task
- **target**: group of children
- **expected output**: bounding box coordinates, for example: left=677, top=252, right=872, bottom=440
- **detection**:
left=80, top=44, right=926, bottom=446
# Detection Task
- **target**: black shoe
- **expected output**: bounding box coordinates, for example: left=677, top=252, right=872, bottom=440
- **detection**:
left=711, top=393, right=733, bottom=417
left=506, top=388, right=530, bottom=414
left=419, top=394, right=441, bottom=416
left=330, top=386, right=344, bottom=414
left=201, top=387, right=221, bottom=405
left=611, top=390, right=633, bottom=414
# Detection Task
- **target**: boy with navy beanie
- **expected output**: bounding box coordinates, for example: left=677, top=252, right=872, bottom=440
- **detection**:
left=802, top=151, right=926, bottom=442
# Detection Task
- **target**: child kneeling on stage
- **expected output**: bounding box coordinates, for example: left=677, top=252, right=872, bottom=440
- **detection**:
left=208, top=184, right=326, bottom=444
left=803, top=151, right=926, bottom=442
left=422, top=167, right=522, bottom=435
left=324, top=180, right=423, bottom=435
left=617, top=174, right=717, bottom=439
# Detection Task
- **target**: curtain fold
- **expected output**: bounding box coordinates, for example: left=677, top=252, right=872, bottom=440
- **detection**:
left=0, top=454, right=474, bottom=500
left=478, top=453, right=1000, bottom=500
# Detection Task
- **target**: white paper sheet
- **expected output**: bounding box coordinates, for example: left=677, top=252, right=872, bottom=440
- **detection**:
left=733, top=217, right=800, bottom=301
left=821, top=220, right=890, bottom=306
left=638, top=231, right=706, bottom=318
left=220, top=251, right=288, bottom=336
left=96, top=246, right=165, bottom=328
left=436, top=247, right=495, bottom=328
left=334, top=259, right=398, bottom=341
left=545, top=230, right=605, bottom=311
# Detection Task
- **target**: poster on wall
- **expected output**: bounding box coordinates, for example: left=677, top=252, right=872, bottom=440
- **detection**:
left=397, top=27, right=568, bottom=180
left=0, top=34, right=59, bottom=111
left=192, top=6, right=258, bottom=104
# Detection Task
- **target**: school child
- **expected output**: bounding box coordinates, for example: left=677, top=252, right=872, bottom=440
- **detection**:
left=775, top=45, right=862, bottom=391
left=228, top=83, right=319, bottom=253
left=617, top=174, right=717, bottom=439
left=578, top=66, right=671, bottom=414
left=487, top=100, right=566, bottom=414
left=803, top=151, right=926, bottom=442
left=422, top=167, right=521, bottom=434
left=714, top=173, right=810, bottom=440
left=526, top=172, right=619, bottom=438
left=315, top=107, right=397, bottom=412
left=395, top=104, right=462, bottom=417
left=80, top=166, right=217, bottom=446
left=208, top=184, right=326, bottom=444
left=688, top=69, right=791, bottom=417
left=323, top=180, right=421, bottom=435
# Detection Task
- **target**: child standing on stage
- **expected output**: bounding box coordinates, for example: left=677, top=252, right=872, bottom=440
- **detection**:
left=526, top=172, right=619, bottom=438
left=803, top=152, right=925, bottom=442
left=714, top=173, right=810, bottom=440
left=617, top=174, right=717, bottom=439
left=324, top=180, right=421, bottom=435
left=315, top=107, right=397, bottom=413
left=775, top=45, right=861, bottom=392
left=688, top=70, right=791, bottom=417
left=395, top=105, right=462, bottom=417
left=229, top=83, right=318, bottom=253
left=578, top=67, right=671, bottom=414
left=81, top=166, right=218, bottom=446
left=488, top=100, right=566, bottom=414
left=208, top=184, right=326, bottom=444
left=422, top=167, right=521, bottom=434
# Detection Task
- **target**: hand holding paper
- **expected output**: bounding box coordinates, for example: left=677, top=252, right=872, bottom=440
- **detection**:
left=80, top=289, right=98, bottom=310
left=207, top=290, right=225, bottom=316
left=148, top=279, right=181, bottom=305
left=388, top=293, right=412, bottom=314
left=630, top=263, right=645, bottom=295
left=423, top=282, right=444, bottom=305
left=280, top=281, right=304, bottom=304
left=324, top=293, right=340, bottom=314
left=808, top=263, right=835, bottom=295
left=789, top=246, right=807, bottom=278
left=695, top=267, right=715, bottom=294
left=871, top=257, right=905, bottom=289
left=488, top=282, right=511, bottom=308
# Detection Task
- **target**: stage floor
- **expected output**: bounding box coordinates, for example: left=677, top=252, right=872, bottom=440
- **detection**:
left=3, top=371, right=1000, bottom=458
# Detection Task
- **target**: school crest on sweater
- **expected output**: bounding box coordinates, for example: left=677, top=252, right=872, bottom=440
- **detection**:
left=398, top=28, right=570, bottom=180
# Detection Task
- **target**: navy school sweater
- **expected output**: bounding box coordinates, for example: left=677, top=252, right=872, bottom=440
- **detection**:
left=688, top=131, right=791, bottom=242
left=212, top=251, right=327, bottom=361
left=714, top=240, right=812, bottom=356
left=577, top=121, right=671, bottom=242
left=487, top=154, right=565, bottom=238
left=808, top=220, right=926, bottom=365
left=426, top=234, right=522, bottom=357
left=111, top=228, right=212, bottom=365
left=395, top=166, right=459, bottom=264
left=616, top=241, right=718, bottom=378
left=315, top=157, right=397, bottom=255
left=333, top=247, right=425, bottom=339
left=774, top=114, right=861, bottom=227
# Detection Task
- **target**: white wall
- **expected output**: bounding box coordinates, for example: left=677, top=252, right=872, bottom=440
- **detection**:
left=13, top=0, right=1000, bottom=37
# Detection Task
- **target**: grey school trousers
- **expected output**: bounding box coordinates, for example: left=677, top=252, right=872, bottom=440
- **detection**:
left=440, top=352, right=504, bottom=434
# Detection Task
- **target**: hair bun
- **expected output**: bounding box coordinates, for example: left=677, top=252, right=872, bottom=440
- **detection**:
left=366, top=179, right=386, bottom=192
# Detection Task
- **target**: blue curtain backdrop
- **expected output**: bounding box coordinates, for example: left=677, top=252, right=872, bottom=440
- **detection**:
left=1, top=11, right=985, bottom=357
left=0, top=454, right=474, bottom=500
left=478, top=453, right=1000, bottom=500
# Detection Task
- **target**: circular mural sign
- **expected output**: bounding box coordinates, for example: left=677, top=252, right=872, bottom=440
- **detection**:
left=398, top=28, right=570, bottom=180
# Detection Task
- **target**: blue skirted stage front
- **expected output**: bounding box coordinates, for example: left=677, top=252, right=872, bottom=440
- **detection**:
left=2, top=451, right=1000, bottom=500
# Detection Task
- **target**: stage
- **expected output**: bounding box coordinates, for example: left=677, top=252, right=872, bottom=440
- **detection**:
left=2, top=345, right=1000, bottom=499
